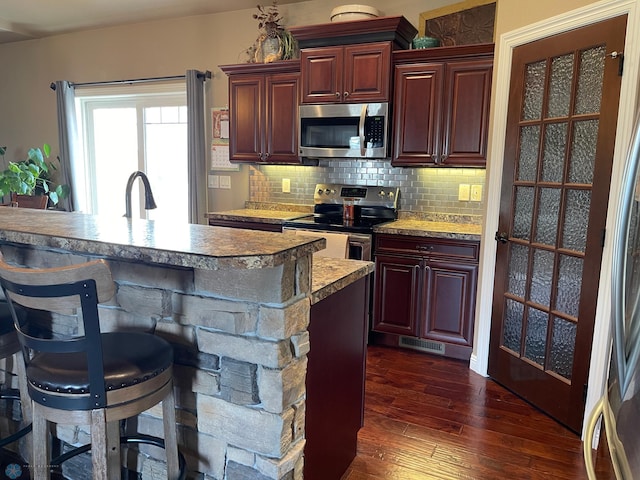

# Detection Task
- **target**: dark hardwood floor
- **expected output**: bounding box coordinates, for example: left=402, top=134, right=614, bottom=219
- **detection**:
left=343, top=345, right=615, bottom=480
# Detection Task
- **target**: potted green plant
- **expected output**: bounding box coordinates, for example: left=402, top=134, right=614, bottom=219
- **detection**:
left=250, top=0, right=297, bottom=63
left=0, top=143, right=70, bottom=208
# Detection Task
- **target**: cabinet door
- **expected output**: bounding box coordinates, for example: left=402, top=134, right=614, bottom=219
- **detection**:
left=301, top=46, right=343, bottom=104
left=441, top=59, right=492, bottom=166
left=265, top=73, right=300, bottom=163
left=373, top=254, right=421, bottom=336
left=421, top=260, right=478, bottom=348
left=229, top=75, right=263, bottom=162
left=343, top=42, right=391, bottom=103
left=391, top=63, right=444, bottom=166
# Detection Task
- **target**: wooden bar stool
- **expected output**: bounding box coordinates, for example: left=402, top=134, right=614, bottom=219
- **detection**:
left=0, top=255, right=184, bottom=480
left=0, top=300, right=32, bottom=448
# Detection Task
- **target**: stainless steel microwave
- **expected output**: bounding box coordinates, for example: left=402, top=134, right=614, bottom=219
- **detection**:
left=298, top=103, right=389, bottom=159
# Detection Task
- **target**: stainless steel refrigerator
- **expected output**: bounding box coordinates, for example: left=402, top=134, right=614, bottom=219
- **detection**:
left=585, top=106, right=640, bottom=478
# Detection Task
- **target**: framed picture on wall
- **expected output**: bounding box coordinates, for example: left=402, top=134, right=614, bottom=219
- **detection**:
left=419, top=0, right=496, bottom=47
left=210, top=107, right=238, bottom=171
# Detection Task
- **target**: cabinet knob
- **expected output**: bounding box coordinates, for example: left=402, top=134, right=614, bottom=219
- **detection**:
left=416, top=245, right=433, bottom=251
left=335, top=92, right=341, bottom=99
left=344, top=91, right=350, bottom=98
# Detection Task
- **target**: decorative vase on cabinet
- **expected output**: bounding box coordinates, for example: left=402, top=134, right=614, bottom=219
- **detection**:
left=260, top=35, right=282, bottom=63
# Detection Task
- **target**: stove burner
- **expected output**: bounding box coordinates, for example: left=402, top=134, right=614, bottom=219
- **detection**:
left=283, top=183, right=399, bottom=234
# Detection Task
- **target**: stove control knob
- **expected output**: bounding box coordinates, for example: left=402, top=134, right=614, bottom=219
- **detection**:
left=317, top=189, right=324, bottom=195
left=330, top=189, right=336, bottom=195
left=378, top=190, right=386, bottom=198
left=388, top=191, right=395, bottom=198
left=324, top=188, right=332, bottom=195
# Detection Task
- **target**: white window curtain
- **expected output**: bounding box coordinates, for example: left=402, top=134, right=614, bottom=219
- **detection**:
left=186, top=70, right=207, bottom=225
left=54, top=80, right=80, bottom=212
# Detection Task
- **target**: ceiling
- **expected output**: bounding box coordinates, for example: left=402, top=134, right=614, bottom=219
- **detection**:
left=0, top=0, right=307, bottom=44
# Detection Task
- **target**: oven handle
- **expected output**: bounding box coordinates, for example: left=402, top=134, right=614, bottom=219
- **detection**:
left=282, top=227, right=372, bottom=261
left=359, top=104, right=367, bottom=157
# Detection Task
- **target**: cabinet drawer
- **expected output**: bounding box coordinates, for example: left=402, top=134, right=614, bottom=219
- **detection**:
left=375, top=234, right=479, bottom=262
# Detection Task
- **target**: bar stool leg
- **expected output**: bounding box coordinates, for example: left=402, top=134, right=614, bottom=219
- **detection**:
left=90, top=409, right=110, bottom=480
left=15, top=351, right=32, bottom=464
left=106, top=421, right=121, bottom=478
left=32, top=403, right=50, bottom=480
left=162, top=384, right=179, bottom=480
left=15, top=353, right=30, bottom=425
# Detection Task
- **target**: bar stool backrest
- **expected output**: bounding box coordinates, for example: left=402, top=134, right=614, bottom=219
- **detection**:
left=0, top=254, right=116, bottom=410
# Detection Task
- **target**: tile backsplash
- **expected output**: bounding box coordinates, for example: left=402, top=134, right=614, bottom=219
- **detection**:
left=250, top=160, right=486, bottom=215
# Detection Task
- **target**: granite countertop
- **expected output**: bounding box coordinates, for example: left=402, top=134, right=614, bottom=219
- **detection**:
left=206, top=209, right=311, bottom=225
left=209, top=206, right=483, bottom=241
left=0, top=208, right=324, bottom=270
left=374, top=218, right=482, bottom=241
left=207, top=202, right=313, bottom=225
left=311, top=257, right=374, bottom=305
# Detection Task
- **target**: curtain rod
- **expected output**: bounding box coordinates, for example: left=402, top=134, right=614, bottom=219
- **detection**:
left=50, top=70, right=212, bottom=90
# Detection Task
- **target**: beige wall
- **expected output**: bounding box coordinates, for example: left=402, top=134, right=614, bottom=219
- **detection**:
left=0, top=0, right=608, bottom=210
left=495, top=0, right=596, bottom=34
left=0, top=0, right=458, bottom=211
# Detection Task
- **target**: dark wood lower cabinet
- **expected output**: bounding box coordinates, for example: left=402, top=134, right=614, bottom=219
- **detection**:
left=372, top=234, right=479, bottom=360
left=305, top=276, right=369, bottom=480
left=371, top=253, right=421, bottom=336
left=423, top=259, right=477, bottom=350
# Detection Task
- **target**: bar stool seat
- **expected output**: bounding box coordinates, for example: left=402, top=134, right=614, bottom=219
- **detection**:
left=28, top=331, right=172, bottom=396
left=0, top=255, right=185, bottom=480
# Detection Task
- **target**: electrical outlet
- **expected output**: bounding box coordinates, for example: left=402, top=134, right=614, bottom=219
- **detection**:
left=207, top=175, right=219, bottom=188
left=282, top=178, right=291, bottom=193
left=219, top=176, right=231, bottom=189
left=458, top=184, right=470, bottom=201
left=470, top=184, right=483, bottom=202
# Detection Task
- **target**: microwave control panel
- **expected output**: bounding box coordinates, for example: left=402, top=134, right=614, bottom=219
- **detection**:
left=365, top=116, right=385, bottom=148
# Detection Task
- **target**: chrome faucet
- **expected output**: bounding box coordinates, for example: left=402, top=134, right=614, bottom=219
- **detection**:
left=124, top=171, right=157, bottom=218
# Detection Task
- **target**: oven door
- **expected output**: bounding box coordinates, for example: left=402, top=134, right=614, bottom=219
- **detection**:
left=345, top=232, right=372, bottom=261
left=283, top=227, right=372, bottom=261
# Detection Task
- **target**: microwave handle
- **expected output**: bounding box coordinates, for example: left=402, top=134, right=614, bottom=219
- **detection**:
left=359, top=104, right=367, bottom=157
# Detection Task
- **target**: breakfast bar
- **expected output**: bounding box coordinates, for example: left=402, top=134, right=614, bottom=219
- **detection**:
left=0, top=207, right=374, bottom=479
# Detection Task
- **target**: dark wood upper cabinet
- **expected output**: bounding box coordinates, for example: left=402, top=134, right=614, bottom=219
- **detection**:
left=392, top=44, right=494, bottom=167
left=220, top=61, right=301, bottom=164
left=265, top=73, right=300, bottom=163
left=301, top=42, right=391, bottom=104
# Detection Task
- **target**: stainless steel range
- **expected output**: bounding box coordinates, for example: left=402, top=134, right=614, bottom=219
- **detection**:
left=283, top=183, right=400, bottom=260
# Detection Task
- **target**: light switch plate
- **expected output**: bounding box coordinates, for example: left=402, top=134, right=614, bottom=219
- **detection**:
left=282, top=178, right=291, bottom=193
left=471, top=184, right=483, bottom=202
left=207, top=175, right=219, bottom=188
left=219, top=176, right=231, bottom=189
left=458, top=184, right=470, bottom=201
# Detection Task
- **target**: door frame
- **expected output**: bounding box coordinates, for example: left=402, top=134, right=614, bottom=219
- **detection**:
left=473, top=0, right=640, bottom=437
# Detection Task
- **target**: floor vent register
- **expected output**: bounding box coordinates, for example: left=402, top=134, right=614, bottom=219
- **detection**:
left=399, top=336, right=445, bottom=355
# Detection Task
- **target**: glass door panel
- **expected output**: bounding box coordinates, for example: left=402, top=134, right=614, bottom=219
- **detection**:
left=500, top=46, right=608, bottom=380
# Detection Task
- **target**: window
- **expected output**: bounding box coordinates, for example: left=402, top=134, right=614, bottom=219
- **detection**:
left=76, top=84, right=188, bottom=222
